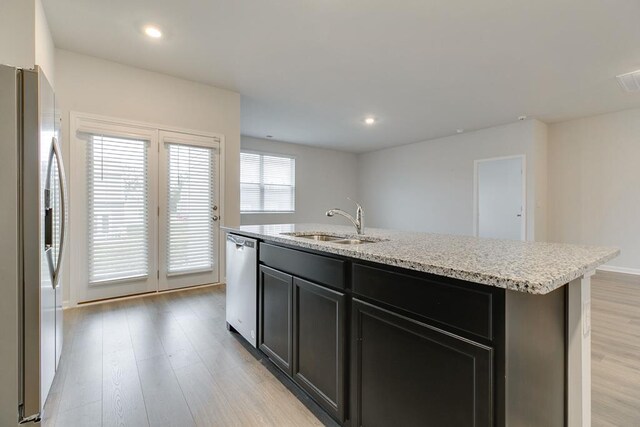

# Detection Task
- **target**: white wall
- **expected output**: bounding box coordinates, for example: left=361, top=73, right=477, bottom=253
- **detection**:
left=357, top=120, right=548, bottom=240
left=548, top=108, right=640, bottom=272
left=241, top=136, right=359, bottom=225
left=1, top=0, right=55, bottom=86
left=0, top=0, right=35, bottom=69
left=35, top=0, right=55, bottom=85
left=55, top=49, right=241, bottom=305
left=533, top=120, right=548, bottom=241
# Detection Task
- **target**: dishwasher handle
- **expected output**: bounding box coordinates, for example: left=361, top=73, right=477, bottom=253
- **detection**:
left=227, top=234, right=256, bottom=249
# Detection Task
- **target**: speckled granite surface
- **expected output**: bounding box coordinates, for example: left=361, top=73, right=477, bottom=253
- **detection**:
left=222, top=224, right=619, bottom=295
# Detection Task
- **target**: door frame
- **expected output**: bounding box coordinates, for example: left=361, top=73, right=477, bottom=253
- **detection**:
left=68, top=111, right=226, bottom=307
left=473, top=154, right=526, bottom=241
left=158, top=130, right=221, bottom=291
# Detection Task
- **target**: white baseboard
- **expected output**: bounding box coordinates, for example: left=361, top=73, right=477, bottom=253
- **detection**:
left=62, top=282, right=224, bottom=309
left=596, top=265, right=640, bottom=276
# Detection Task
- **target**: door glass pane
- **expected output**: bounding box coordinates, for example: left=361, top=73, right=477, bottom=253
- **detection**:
left=166, top=143, right=215, bottom=275
left=87, top=135, right=149, bottom=283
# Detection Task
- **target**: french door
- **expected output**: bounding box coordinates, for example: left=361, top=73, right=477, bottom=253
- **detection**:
left=71, top=115, right=221, bottom=303
left=158, top=131, right=220, bottom=291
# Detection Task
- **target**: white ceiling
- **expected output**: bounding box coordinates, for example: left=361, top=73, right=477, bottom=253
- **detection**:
left=43, top=0, right=640, bottom=153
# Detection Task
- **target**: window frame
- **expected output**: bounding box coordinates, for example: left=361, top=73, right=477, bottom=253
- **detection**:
left=240, top=150, right=296, bottom=214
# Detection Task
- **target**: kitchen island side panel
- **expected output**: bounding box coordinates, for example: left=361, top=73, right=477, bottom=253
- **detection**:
left=505, top=286, right=567, bottom=426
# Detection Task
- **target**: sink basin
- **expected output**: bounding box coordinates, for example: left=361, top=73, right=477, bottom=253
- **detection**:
left=281, top=232, right=385, bottom=245
left=297, top=234, right=342, bottom=241
left=333, top=238, right=371, bottom=245
left=281, top=232, right=342, bottom=241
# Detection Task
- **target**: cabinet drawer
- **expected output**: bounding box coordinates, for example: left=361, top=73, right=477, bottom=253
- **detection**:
left=352, top=263, right=496, bottom=341
left=259, top=243, right=346, bottom=290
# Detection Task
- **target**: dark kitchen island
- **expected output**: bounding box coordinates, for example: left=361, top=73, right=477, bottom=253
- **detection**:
left=222, top=224, right=618, bottom=427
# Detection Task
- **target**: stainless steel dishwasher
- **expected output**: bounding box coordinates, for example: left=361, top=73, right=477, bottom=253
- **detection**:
left=225, top=234, right=258, bottom=347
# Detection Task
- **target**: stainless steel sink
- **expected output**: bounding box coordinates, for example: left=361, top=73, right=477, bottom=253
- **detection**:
left=281, top=232, right=343, bottom=241
left=281, top=232, right=384, bottom=245
left=297, top=234, right=342, bottom=241
left=332, top=238, right=371, bottom=245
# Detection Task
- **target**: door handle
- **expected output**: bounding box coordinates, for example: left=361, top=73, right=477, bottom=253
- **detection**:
left=51, top=137, right=68, bottom=289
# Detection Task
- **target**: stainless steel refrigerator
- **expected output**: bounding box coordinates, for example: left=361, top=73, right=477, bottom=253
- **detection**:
left=0, top=65, right=67, bottom=425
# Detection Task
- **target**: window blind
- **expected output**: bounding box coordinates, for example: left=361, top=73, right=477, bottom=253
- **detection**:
left=240, top=152, right=295, bottom=212
left=87, top=135, right=149, bottom=284
left=167, top=143, right=215, bottom=275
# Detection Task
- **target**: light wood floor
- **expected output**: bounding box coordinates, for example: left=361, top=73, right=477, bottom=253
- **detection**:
left=42, top=273, right=640, bottom=426
left=41, top=285, right=328, bottom=427
left=592, top=271, right=640, bottom=427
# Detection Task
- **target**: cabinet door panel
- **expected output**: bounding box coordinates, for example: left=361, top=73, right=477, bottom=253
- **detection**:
left=293, top=277, right=346, bottom=421
left=259, top=265, right=292, bottom=375
left=351, top=299, right=493, bottom=427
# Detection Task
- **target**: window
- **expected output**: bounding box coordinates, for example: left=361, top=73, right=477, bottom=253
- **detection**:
left=241, top=152, right=295, bottom=212
left=87, top=135, right=149, bottom=284
left=166, top=143, right=215, bottom=275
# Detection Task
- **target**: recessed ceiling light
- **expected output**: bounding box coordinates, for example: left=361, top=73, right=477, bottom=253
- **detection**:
left=364, top=117, right=376, bottom=125
left=518, top=115, right=527, bottom=121
left=456, top=129, right=464, bottom=134
left=144, top=25, right=162, bottom=39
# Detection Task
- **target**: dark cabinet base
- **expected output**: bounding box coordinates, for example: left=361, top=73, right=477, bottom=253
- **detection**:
left=249, top=240, right=568, bottom=427
left=258, top=263, right=348, bottom=424
left=293, top=277, right=346, bottom=422
left=258, top=265, right=293, bottom=375
left=351, top=299, right=493, bottom=427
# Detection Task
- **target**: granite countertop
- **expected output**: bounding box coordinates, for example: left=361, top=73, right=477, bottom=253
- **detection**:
left=222, top=223, right=619, bottom=295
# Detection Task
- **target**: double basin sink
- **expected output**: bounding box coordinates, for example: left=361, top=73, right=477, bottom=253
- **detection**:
left=281, top=232, right=383, bottom=245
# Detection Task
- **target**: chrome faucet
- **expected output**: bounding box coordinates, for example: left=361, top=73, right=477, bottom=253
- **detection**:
left=326, top=198, right=364, bottom=235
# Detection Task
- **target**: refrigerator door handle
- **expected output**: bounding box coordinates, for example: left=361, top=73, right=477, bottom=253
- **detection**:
left=51, top=136, right=67, bottom=289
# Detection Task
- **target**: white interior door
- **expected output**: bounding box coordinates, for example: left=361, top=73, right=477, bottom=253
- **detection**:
left=71, top=119, right=159, bottom=303
left=475, top=156, right=525, bottom=240
left=159, top=131, right=220, bottom=290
